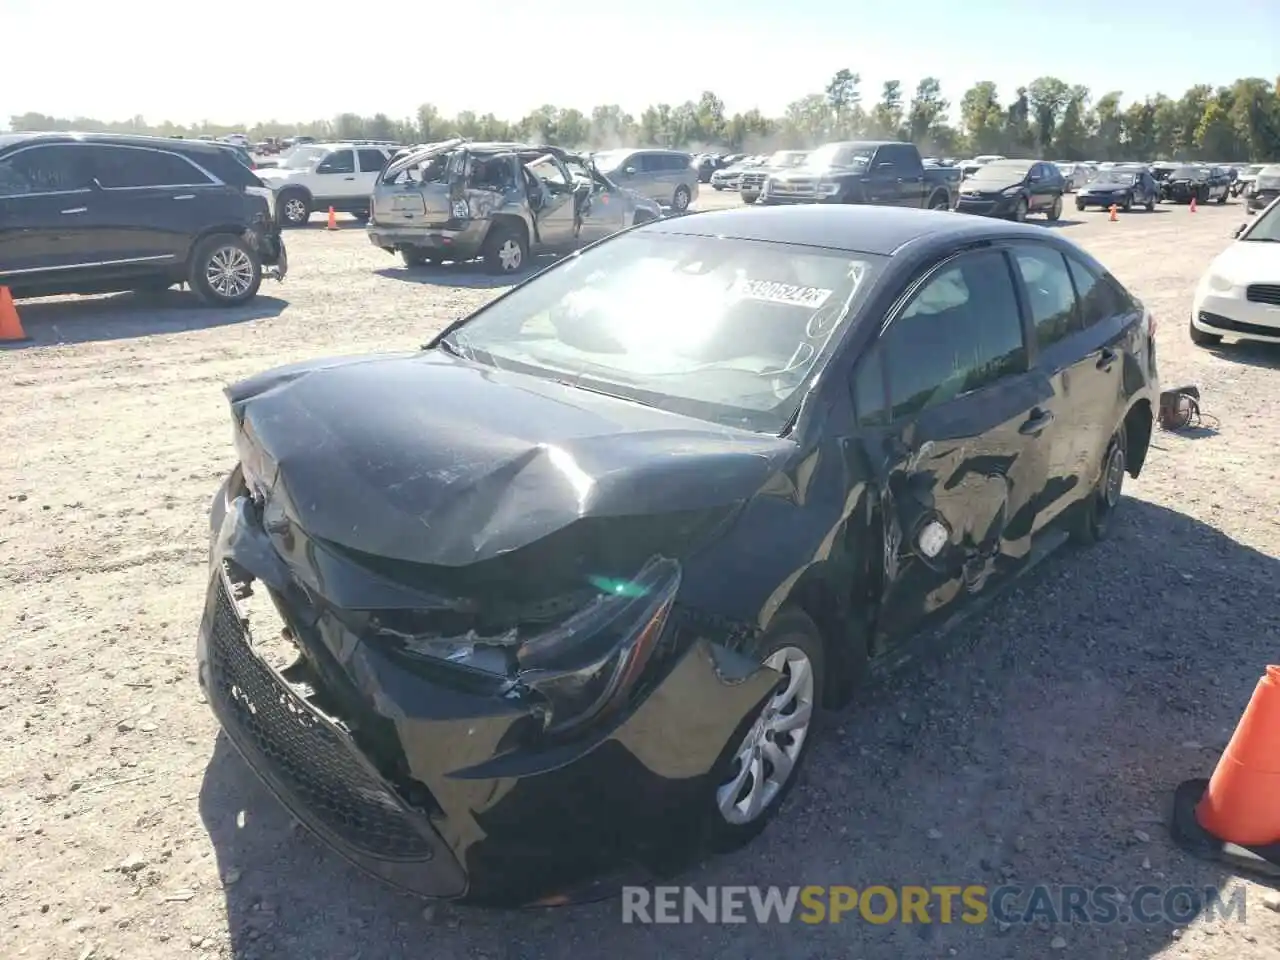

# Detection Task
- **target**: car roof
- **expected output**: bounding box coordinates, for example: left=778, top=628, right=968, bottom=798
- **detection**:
left=0, top=131, right=256, bottom=158
left=645, top=204, right=1050, bottom=257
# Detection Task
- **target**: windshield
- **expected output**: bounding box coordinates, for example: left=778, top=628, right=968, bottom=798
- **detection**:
left=437, top=232, right=881, bottom=433
left=278, top=146, right=327, bottom=169
left=968, top=161, right=1032, bottom=182
left=591, top=150, right=630, bottom=172
left=805, top=143, right=875, bottom=169
left=1170, top=166, right=1208, bottom=179
left=1092, top=171, right=1137, bottom=185
left=768, top=151, right=809, bottom=168
left=1244, top=165, right=1265, bottom=176
left=1241, top=196, right=1280, bottom=241
left=1255, top=166, right=1280, bottom=190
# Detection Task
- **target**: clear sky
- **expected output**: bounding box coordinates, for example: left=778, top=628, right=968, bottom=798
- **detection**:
left=2, top=0, right=1277, bottom=128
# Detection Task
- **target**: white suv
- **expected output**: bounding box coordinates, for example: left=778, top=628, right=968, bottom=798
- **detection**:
left=256, top=141, right=397, bottom=226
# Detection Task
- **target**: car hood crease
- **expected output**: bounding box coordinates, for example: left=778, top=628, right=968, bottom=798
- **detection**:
left=227, top=352, right=794, bottom=567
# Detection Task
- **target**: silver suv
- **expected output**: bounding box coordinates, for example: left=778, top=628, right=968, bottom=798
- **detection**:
left=589, top=148, right=699, bottom=211
left=367, top=140, right=661, bottom=274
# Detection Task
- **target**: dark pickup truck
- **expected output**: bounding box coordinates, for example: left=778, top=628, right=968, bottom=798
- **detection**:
left=759, top=141, right=960, bottom=210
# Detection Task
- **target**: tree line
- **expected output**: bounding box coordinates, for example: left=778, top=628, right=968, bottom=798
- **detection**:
left=10, top=72, right=1280, bottom=162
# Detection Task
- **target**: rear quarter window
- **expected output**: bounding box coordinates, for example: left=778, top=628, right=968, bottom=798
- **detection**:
left=193, top=150, right=262, bottom=187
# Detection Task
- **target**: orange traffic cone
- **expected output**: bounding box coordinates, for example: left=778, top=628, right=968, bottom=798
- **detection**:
left=0, top=286, right=29, bottom=343
left=1190, top=197, right=1197, bottom=213
left=326, top=207, right=338, bottom=230
left=1171, top=665, right=1280, bottom=879
left=1109, top=204, right=1118, bottom=222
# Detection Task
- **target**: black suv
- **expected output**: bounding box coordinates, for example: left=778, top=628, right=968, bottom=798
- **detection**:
left=0, top=133, right=287, bottom=306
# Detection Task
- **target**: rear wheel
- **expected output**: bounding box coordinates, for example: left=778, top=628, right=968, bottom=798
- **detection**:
left=1216, top=188, right=1228, bottom=205
left=1076, top=199, right=1087, bottom=212
left=1145, top=197, right=1155, bottom=211
left=1012, top=197, right=1028, bottom=222
left=927, top=192, right=950, bottom=211
left=1046, top=195, right=1063, bottom=221
left=1189, top=317, right=1223, bottom=347
left=482, top=222, right=528, bottom=275
left=705, top=608, right=825, bottom=853
left=352, top=210, right=371, bottom=224
left=672, top=185, right=691, bottom=211
left=189, top=234, right=262, bottom=306
left=1122, top=193, right=1133, bottom=212
left=1069, top=425, right=1127, bottom=544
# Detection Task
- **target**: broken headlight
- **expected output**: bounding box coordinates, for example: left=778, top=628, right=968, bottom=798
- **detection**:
left=374, top=556, right=681, bottom=734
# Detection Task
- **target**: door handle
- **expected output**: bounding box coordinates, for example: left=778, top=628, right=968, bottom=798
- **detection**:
left=61, top=207, right=87, bottom=215
left=343, top=176, right=356, bottom=181
left=172, top=194, right=195, bottom=201
left=1019, top=409, right=1054, bottom=436
left=1096, top=347, right=1117, bottom=369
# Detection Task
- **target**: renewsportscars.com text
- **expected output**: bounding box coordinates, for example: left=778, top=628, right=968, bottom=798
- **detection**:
left=621, top=884, right=1248, bottom=926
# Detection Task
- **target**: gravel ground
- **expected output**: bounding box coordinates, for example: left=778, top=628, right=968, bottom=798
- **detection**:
left=3, top=194, right=1280, bottom=960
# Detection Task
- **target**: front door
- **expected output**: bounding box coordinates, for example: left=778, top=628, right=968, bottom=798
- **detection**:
left=0, top=144, right=98, bottom=281
left=867, top=248, right=1054, bottom=646
left=524, top=154, right=579, bottom=250
left=563, top=158, right=627, bottom=246
left=313, top=149, right=360, bottom=202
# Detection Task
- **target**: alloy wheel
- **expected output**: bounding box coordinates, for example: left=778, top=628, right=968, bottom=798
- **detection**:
left=498, top=239, right=523, bottom=271
left=283, top=197, right=307, bottom=224
left=716, top=646, right=815, bottom=826
left=204, top=246, right=255, bottom=299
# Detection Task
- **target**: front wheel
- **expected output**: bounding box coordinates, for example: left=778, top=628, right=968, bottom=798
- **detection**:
left=189, top=234, right=262, bottom=306
left=277, top=190, right=311, bottom=228
left=1076, top=200, right=1087, bottom=212
left=1122, top=194, right=1133, bottom=212
left=1069, top=426, right=1127, bottom=545
left=1012, top=197, right=1028, bottom=222
left=705, top=608, right=825, bottom=854
left=672, top=185, right=691, bottom=211
left=1216, top=189, right=1228, bottom=205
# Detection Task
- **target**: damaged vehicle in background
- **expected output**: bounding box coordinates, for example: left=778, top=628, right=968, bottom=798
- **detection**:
left=198, top=203, right=1158, bottom=907
left=367, top=140, right=662, bottom=273
left=739, top=150, right=810, bottom=204
left=1160, top=165, right=1231, bottom=205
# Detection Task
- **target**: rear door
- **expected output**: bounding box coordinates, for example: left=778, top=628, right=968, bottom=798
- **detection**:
left=868, top=247, right=1056, bottom=645
left=85, top=144, right=224, bottom=267
left=884, top=144, right=925, bottom=206
left=0, top=144, right=97, bottom=280
left=863, top=147, right=901, bottom=205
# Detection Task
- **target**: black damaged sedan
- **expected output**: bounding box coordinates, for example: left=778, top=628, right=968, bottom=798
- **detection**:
left=199, top=204, right=1159, bottom=906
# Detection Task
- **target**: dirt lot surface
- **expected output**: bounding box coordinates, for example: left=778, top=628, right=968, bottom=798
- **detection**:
left=4, top=194, right=1280, bottom=960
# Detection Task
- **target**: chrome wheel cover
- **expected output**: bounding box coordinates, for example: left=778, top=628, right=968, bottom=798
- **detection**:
left=716, top=645, right=815, bottom=825
left=205, top=246, right=254, bottom=299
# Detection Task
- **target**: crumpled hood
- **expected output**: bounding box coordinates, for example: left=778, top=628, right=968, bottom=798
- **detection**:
left=1207, top=241, right=1280, bottom=286
left=226, top=351, right=794, bottom=568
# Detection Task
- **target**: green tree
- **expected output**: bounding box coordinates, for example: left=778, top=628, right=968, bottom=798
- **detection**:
left=959, top=81, right=1005, bottom=154
left=907, top=77, right=949, bottom=147
left=1028, top=76, right=1070, bottom=154
left=868, top=81, right=905, bottom=139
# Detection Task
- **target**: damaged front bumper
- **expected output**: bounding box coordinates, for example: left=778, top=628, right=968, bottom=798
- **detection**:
left=196, top=472, right=778, bottom=905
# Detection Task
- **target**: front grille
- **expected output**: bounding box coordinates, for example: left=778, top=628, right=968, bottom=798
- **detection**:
left=1246, top=284, right=1280, bottom=306
left=205, top=575, right=436, bottom=862
left=739, top=172, right=766, bottom=189
left=1199, top=310, right=1280, bottom=338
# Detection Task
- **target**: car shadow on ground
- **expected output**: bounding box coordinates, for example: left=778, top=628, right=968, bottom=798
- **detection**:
left=199, top=498, right=1270, bottom=960
left=374, top=256, right=561, bottom=291
left=1201, top=340, right=1280, bottom=370
left=1031, top=218, right=1086, bottom=229
left=1, top=292, right=286, bottom=348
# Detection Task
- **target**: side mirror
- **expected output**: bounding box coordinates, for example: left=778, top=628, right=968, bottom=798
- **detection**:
left=623, top=166, right=636, bottom=176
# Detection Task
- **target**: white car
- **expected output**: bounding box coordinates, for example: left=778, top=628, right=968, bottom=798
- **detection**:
left=255, top=141, right=396, bottom=227
left=1190, top=195, right=1280, bottom=347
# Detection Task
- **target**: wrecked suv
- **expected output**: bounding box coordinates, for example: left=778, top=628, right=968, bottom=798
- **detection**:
left=368, top=139, right=662, bottom=274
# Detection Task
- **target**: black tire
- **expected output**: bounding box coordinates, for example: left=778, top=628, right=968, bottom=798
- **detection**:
left=705, top=608, right=826, bottom=854
left=1216, top=189, right=1227, bottom=205
left=481, top=222, right=528, bottom=275
left=400, top=247, right=438, bottom=268
left=741, top=193, right=758, bottom=205
left=1145, top=198, right=1155, bottom=211
left=1069, top=425, right=1127, bottom=545
left=712, top=184, right=725, bottom=191
left=1012, top=197, right=1028, bottom=222
left=1122, top=193, right=1133, bottom=212
left=927, top=192, right=950, bottom=211
left=632, top=210, right=657, bottom=226
left=1076, top=200, right=1087, bottom=212
left=1189, top=317, right=1223, bottom=347
left=277, top=190, right=311, bottom=228
left=1046, top=195, right=1063, bottom=221
left=188, top=234, right=262, bottom=306
left=352, top=210, right=371, bottom=224
left=672, top=185, right=691, bottom=211
left=1197, top=185, right=1209, bottom=205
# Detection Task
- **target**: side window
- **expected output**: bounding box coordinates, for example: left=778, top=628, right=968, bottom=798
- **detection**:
left=668, top=154, right=691, bottom=172
left=1010, top=244, right=1080, bottom=349
left=92, top=147, right=212, bottom=188
left=639, top=153, right=662, bottom=174
left=882, top=250, right=1027, bottom=420
left=316, top=150, right=355, bottom=174
left=357, top=149, right=388, bottom=173
left=0, top=157, right=36, bottom=196
left=2, top=145, right=94, bottom=194
left=1066, top=256, right=1133, bottom=328
left=852, top=342, right=889, bottom=427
